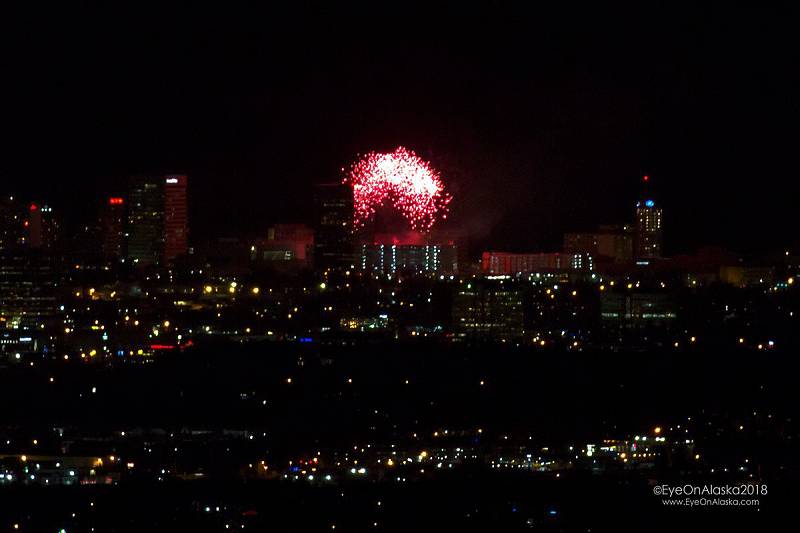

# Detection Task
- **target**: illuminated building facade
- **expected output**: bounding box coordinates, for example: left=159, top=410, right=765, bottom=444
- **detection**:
left=481, top=251, right=592, bottom=275
left=0, top=250, right=58, bottom=357
left=313, top=183, right=355, bottom=270
left=360, top=243, right=457, bottom=275
left=127, top=176, right=163, bottom=266
left=163, top=175, right=188, bottom=263
left=600, top=292, right=676, bottom=325
left=635, top=200, right=663, bottom=259
left=453, top=282, right=524, bottom=341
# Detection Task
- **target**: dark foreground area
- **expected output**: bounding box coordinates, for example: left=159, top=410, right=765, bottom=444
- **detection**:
left=0, top=474, right=793, bottom=532
left=1, top=341, right=797, bottom=531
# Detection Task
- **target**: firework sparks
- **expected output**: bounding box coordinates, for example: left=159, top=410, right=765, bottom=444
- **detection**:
left=345, top=147, right=451, bottom=231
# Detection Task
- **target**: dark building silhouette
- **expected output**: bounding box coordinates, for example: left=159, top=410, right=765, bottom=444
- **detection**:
left=0, top=195, right=25, bottom=250
left=25, top=202, right=59, bottom=250
left=564, top=225, right=633, bottom=264
left=1, top=197, right=59, bottom=252
left=101, top=197, right=126, bottom=260
left=313, top=183, right=355, bottom=271
left=127, top=176, right=163, bottom=266
left=251, top=224, right=314, bottom=271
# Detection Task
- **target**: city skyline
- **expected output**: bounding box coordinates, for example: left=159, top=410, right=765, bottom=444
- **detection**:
left=0, top=167, right=792, bottom=266
left=1, top=5, right=797, bottom=253
left=0, top=4, right=797, bottom=531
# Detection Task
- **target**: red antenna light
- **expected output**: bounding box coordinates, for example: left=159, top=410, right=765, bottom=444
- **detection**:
left=643, top=175, right=650, bottom=182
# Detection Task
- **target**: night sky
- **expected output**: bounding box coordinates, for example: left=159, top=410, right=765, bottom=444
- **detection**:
left=1, top=4, right=797, bottom=254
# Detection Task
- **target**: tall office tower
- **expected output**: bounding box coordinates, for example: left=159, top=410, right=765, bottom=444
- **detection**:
left=26, top=203, right=58, bottom=250
left=163, top=174, right=188, bottom=263
left=313, top=183, right=355, bottom=271
left=0, top=196, right=25, bottom=249
left=634, top=199, right=663, bottom=260
left=126, top=175, right=189, bottom=266
left=127, top=176, right=164, bottom=266
left=101, top=197, right=126, bottom=259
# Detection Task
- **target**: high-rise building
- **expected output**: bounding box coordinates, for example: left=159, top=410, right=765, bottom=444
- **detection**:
left=101, top=197, right=126, bottom=259
left=127, top=176, right=163, bottom=266
left=635, top=199, right=663, bottom=259
left=163, top=175, right=188, bottom=263
left=26, top=203, right=59, bottom=250
left=27, top=203, right=44, bottom=248
left=313, top=183, right=355, bottom=270
left=2, top=197, right=59, bottom=252
left=126, top=175, right=189, bottom=266
left=0, top=196, right=25, bottom=250
left=564, top=225, right=633, bottom=264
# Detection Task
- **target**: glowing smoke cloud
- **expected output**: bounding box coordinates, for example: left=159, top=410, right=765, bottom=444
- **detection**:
left=345, top=147, right=452, bottom=232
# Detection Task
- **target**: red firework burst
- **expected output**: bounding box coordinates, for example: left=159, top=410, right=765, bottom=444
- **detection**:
left=344, top=147, right=452, bottom=232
